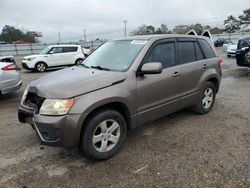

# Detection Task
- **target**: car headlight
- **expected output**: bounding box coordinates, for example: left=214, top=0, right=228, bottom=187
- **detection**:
left=26, top=57, right=36, bottom=61
left=40, top=99, right=74, bottom=116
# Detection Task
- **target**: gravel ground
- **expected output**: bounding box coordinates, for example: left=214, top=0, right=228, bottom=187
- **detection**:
left=0, top=49, right=249, bottom=188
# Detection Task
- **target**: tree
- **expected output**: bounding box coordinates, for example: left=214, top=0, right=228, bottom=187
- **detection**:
left=224, top=15, right=240, bottom=33
left=172, top=25, right=190, bottom=34
left=210, top=27, right=224, bottom=34
left=0, top=25, right=24, bottom=43
left=131, top=25, right=157, bottom=35
left=155, top=24, right=172, bottom=34
left=239, top=8, right=250, bottom=29
left=0, top=25, right=37, bottom=43
left=189, top=23, right=204, bottom=35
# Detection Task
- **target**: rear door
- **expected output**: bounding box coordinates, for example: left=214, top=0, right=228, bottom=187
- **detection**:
left=136, top=39, right=182, bottom=125
left=177, top=38, right=217, bottom=107
left=62, top=46, right=78, bottom=65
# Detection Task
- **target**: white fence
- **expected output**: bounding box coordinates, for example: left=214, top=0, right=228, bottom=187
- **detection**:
left=213, top=32, right=250, bottom=43
left=1, top=32, right=250, bottom=56
left=0, top=41, right=105, bottom=56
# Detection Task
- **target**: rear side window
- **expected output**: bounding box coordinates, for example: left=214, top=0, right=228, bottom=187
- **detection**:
left=145, top=42, right=176, bottom=68
left=178, top=42, right=196, bottom=64
left=63, top=47, right=78, bottom=53
left=194, top=42, right=204, bottom=61
left=198, top=39, right=216, bottom=59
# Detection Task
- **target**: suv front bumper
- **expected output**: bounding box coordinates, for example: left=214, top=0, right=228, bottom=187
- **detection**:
left=18, top=105, right=83, bottom=148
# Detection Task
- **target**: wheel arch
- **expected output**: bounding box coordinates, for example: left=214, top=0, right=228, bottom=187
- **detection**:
left=206, top=77, right=219, bottom=93
left=35, top=61, right=48, bottom=67
left=77, top=101, right=132, bottom=146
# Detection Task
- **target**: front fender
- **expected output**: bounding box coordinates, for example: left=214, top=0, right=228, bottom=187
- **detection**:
left=68, top=83, right=135, bottom=145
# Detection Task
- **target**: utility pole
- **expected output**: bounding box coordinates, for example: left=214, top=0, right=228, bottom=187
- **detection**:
left=83, top=29, right=87, bottom=41
left=123, top=20, right=127, bottom=37
left=58, top=32, right=61, bottom=43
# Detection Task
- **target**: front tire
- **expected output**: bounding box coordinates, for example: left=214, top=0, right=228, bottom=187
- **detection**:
left=75, top=58, right=83, bottom=65
left=35, top=62, right=47, bottom=72
left=80, top=109, right=127, bottom=160
left=193, top=82, right=216, bottom=114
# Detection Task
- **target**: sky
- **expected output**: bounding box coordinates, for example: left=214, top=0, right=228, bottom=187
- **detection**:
left=0, top=0, right=249, bottom=42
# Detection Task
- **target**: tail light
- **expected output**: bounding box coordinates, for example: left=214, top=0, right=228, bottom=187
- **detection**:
left=1, top=63, right=16, bottom=71
left=217, top=56, right=222, bottom=65
left=217, top=56, right=222, bottom=70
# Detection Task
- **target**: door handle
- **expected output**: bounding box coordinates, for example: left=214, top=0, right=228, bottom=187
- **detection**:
left=172, top=71, right=180, bottom=77
left=203, top=64, right=208, bottom=69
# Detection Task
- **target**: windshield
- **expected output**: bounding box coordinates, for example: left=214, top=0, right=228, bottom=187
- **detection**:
left=39, top=46, right=51, bottom=55
left=82, top=40, right=147, bottom=72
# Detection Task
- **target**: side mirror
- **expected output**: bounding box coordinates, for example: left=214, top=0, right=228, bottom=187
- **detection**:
left=49, top=51, right=54, bottom=54
left=140, top=62, right=162, bottom=75
left=242, top=46, right=249, bottom=51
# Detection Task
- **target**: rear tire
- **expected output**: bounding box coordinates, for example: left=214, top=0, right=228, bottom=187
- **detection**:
left=193, top=82, right=216, bottom=114
left=35, top=62, right=47, bottom=72
left=80, top=109, right=127, bottom=160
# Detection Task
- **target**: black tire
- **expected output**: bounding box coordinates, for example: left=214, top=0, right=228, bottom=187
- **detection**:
left=35, top=62, right=47, bottom=72
left=193, top=82, right=216, bottom=114
left=227, top=55, right=231, bottom=57
left=75, top=58, right=83, bottom=65
left=80, top=109, right=127, bottom=160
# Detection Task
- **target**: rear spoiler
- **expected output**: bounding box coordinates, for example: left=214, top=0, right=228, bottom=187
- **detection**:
left=186, top=29, right=212, bottom=39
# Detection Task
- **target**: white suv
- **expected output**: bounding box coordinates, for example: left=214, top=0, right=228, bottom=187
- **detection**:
left=22, top=45, right=85, bottom=72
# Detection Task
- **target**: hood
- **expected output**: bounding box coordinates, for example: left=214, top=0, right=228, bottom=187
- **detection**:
left=28, top=66, right=127, bottom=99
left=24, top=54, right=48, bottom=59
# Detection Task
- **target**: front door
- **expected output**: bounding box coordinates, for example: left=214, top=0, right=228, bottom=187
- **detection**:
left=47, top=47, right=65, bottom=66
left=136, top=40, right=182, bottom=126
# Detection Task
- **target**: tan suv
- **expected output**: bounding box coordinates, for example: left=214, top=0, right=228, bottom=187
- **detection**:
left=18, top=35, right=222, bottom=160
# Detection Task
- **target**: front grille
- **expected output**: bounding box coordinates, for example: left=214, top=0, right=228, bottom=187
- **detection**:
left=24, top=92, right=45, bottom=113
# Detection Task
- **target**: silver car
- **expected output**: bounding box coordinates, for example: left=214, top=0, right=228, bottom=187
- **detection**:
left=0, top=56, right=22, bottom=95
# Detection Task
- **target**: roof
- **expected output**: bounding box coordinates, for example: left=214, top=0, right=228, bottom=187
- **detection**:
left=113, top=34, right=210, bottom=41
left=48, top=44, right=81, bottom=47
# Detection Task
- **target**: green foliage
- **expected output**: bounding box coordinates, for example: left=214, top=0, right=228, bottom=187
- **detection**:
left=132, top=24, right=171, bottom=35
left=239, top=8, right=250, bottom=29
left=0, top=25, right=37, bottom=43
left=172, top=25, right=190, bottom=34
left=209, top=27, right=224, bottom=34
left=224, top=15, right=241, bottom=33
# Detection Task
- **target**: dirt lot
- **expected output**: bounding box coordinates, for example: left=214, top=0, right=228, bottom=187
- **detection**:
left=0, top=49, right=250, bottom=188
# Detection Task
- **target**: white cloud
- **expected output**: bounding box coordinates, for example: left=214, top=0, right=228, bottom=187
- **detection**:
left=0, top=0, right=249, bottom=42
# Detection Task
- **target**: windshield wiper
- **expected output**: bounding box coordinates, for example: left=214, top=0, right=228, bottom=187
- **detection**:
left=90, top=65, right=110, bottom=71
left=79, top=63, right=89, bottom=68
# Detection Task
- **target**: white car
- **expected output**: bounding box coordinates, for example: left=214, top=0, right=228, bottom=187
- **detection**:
left=0, top=57, right=22, bottom=95
left=226, top=44, right=237, bottom=57
left=22, top=45, right=85, bottom=72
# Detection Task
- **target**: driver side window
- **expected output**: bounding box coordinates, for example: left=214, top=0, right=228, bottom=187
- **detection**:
left=144, top=42, right=176, bottom=69
left=50, top=47, right=63, bottom=54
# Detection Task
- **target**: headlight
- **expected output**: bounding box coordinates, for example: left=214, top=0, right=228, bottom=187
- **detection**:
left=26, top=57, right=36, bottom=61
left=40, top=99, right=74, bottom=116
left=21, top=89, right=28, bottom=105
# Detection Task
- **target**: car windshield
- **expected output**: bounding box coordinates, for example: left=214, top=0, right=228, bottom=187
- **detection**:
left=39, top=47, right=51, bottom=55
left=81, top=40, right=147, bottom=72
